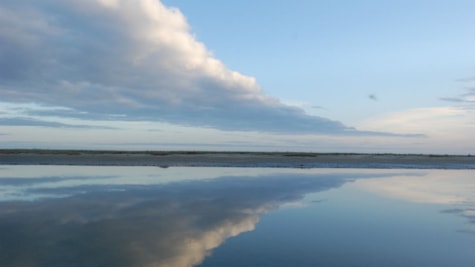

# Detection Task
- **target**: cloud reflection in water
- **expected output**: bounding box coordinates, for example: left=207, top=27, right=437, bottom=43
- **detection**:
left=353, top=170, right=475, bottom=235
left=0, top=172, right=351, bottom=267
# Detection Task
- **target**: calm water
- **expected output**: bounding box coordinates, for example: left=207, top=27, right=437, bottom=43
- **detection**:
left=0, top=166, right=474, bottom=267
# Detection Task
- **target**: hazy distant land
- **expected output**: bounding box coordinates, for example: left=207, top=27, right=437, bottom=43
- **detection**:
left=1, top=150, right=474, bottom=169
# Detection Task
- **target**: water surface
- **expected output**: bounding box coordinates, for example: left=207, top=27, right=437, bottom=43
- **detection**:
left=0, top=166, right=474, bottom=266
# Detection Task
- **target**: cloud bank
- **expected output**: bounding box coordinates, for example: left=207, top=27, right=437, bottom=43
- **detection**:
left=0, top=0, right=361, bottom=134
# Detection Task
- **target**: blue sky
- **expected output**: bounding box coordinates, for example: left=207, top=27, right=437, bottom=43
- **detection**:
left=1, top=0, right=475, bottom=153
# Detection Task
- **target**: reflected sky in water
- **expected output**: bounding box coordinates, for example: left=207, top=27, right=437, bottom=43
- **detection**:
left=0, top=166, right=474, bottom=267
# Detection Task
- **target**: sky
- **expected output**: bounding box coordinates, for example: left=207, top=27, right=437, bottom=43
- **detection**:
left=1, top=0, right=475, bottom=153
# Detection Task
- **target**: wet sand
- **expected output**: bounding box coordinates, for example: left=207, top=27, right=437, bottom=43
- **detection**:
left=1, top=150, right=474, bottom=169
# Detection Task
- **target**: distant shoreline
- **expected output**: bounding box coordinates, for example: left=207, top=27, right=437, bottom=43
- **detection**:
left=1, top=149, right=474, bottom=169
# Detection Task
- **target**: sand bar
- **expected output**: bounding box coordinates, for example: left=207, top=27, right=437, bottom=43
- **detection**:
left=1, top=150, right=475, bottom=169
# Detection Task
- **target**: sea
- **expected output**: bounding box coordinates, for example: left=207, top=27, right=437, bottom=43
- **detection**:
left=0, top=165, right=474, bottom=266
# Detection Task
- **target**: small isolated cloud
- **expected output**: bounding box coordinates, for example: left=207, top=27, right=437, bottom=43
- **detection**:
left=0, top=0, right=385, bottom=135
left=440, top=97, right=466, bottom=103
left=311, top=105, right=326, bottom=110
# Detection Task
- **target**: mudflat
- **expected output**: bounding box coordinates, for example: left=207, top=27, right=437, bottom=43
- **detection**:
left=1, top=150, right=474, bottom=169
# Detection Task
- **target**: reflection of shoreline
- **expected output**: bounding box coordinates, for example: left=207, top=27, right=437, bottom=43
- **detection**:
left=0, top=173, right=350, bottom=267
left=1, top=150, right=475, bottom=169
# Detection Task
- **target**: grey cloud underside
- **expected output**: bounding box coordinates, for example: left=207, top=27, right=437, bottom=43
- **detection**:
left=0, top=1, right=403, bottom=135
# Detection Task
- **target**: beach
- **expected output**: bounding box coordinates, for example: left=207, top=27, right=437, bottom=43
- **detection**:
left=1, top=150, right=474, bottom=169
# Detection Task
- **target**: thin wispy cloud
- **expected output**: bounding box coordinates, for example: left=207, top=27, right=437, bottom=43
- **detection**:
left=440, top=91, right=475, bottom=105
left=456, top=76, right=475, bottom=83
left=0, top=117, right=116, bottom=129
left=0, top=102, right=116, bottom=129
left=441, top=77, right=475, bottom=106
left=0, top=0, right=388, bottom=135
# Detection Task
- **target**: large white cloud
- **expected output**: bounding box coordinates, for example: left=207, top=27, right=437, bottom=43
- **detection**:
left=0, top=0, right=362, bottom=133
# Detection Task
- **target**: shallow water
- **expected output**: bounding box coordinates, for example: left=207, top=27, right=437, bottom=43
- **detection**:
left=0, top=166, right=474, bottom=266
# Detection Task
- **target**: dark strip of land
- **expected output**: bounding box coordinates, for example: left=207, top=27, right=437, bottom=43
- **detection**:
left=1, top=149, right=474, bottom=169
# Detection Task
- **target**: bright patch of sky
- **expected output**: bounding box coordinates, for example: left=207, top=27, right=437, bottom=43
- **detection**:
left=1, top=0, right=475, bottom=153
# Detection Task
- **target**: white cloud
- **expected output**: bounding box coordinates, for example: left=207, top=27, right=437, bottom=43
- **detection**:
left=358, top=106, right=475, bottom=153
left=0, top=0, right=361, bottom=134
left=360, top=107, right=468, bottom=134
